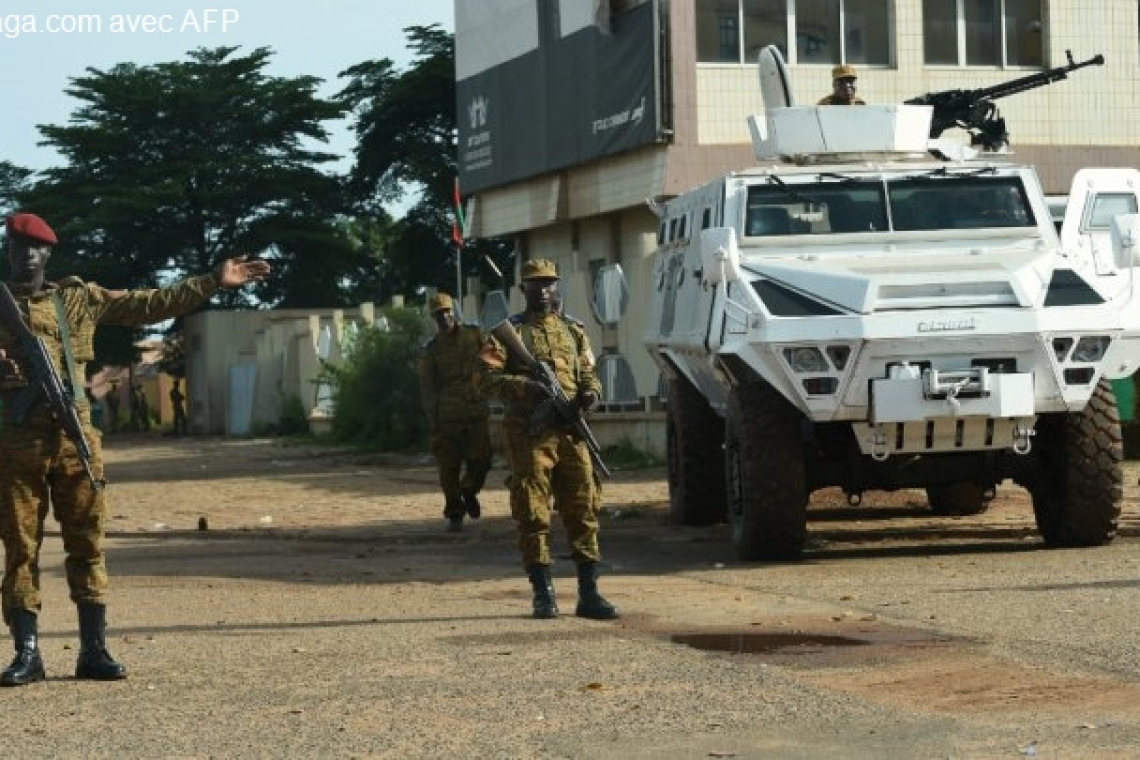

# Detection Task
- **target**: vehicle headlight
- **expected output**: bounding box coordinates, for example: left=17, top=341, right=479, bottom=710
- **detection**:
left=825, top=345, right=851, bottom=371
left=783, top=346, right=828, bottom=373
left=1052, top=337, right=1073, bottom=362
left=1072, top=336, right=1111, bottom=363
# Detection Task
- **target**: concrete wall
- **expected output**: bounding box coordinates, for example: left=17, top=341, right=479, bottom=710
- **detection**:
left=182, top=304, right=377, bottom=435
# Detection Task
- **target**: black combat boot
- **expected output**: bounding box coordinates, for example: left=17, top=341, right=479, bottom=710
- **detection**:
left=575, top=563, right=619, bottom=620
left=462, top=492, right=482, bottom=519
left=1, top=608, right=45, bottom=686
left=526, top=565, right=559, bottom=619
left=75, top=603, right=127, bottom=681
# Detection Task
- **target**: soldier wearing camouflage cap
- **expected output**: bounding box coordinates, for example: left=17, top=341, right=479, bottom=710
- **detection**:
left=417, top=292, right=492, bottom=532
left=0, top=212, right=270, bottom=686
left=476, top=258, right=618, bottom=621
left=818, top=63, right=866, bottom=105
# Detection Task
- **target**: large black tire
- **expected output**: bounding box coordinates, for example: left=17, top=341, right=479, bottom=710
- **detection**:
left=725, top=382, right=808, bottom=560
left=666, top=377, right=726, bottom=525
left=926, top=481, right=990, bottom=516
left=1027, top=379, right=1122, bottom=547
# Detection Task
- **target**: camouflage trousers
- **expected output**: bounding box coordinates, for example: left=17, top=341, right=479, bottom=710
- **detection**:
left=0, top=412, right=107, bottom=624
left=430, top=417, right=492, bottom=519
left=501, top=418, right=601, bottom=567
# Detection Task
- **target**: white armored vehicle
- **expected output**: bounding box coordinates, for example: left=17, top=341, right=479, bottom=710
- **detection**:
left=645, top=47, right=1140, bottom=560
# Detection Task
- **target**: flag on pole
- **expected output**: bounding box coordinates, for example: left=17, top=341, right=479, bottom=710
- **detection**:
left=452, top=177, right=466, bottom=245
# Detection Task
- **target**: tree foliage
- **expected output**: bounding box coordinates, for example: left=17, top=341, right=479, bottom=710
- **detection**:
left=0, top=161, right=33, bottom=217
left=338, top=26, right=513, bottom=303
left=2, top=29, right=517, bottom=403
left=325, top=308, right=428, bottom=450
left=21, top=46, right=360, bottom=309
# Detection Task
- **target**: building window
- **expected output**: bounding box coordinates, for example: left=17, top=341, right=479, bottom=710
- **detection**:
left=743, top=0, right=789, bottom=62
left=718, top=14, right=740, bottom=60
left=923, top=0, right=1043, bottom=66
left=795, top=0, right=839, bottom=63
left=696, top=0, right=889, bottom=65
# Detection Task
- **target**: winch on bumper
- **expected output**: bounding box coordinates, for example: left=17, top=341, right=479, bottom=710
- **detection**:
left=859, top=363, right=1036, bottom=460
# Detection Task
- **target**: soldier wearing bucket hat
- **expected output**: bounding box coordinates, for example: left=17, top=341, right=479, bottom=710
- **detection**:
left=476, top=258, right=618, bottom=621
left=417, top=292, right=492, bottom=532
left=818, top=63, right=866, bottom=105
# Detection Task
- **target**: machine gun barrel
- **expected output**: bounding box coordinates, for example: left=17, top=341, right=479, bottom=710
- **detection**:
left=905, top=50, right=1104, bottom=147
left=963, top=51, right=1103, bottom=104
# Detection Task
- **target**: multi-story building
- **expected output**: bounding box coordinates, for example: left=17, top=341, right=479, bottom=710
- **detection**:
left=456, top=0, right=1139, bottom=456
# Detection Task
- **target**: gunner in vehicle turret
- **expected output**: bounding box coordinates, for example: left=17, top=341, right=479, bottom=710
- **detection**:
left=818, top=64, right=866, bottom=105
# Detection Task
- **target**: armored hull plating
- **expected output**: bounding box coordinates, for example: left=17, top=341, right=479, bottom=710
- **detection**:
left=645, top=48, right=1140, bottom=559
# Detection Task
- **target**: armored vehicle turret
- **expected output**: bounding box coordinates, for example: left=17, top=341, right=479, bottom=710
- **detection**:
left=645, top=47, right=1140, bottom=560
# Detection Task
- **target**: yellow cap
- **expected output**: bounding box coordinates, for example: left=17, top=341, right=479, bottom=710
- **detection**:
left=521, top=258, right=559, bottom=280
left=428, top=293, right=453, bottom=312
left=832, top=64, right=858, bottom=80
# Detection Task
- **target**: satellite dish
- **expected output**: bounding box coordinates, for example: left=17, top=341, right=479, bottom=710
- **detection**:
left=758, top=45, right=794, bottom=110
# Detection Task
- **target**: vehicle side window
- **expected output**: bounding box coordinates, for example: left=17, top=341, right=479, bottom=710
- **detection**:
left=1085, top=193, right=1138, bottom=231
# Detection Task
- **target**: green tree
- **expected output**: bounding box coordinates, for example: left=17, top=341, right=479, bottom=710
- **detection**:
left=337, top=210, right=406, bottom=306
left=21, top=46, right=359, bottom=309
left=338, top=26, right=513, bottom=303
left=0, top=161, right=33, bottom=217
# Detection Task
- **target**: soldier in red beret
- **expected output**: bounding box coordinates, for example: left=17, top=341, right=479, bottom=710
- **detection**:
left=0, top=212, right=270, bottom=686
left=5, top=213, right=58, bottom=246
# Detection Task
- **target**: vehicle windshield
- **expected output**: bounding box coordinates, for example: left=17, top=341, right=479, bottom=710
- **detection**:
left=744, top=176, right=1037, bottom=236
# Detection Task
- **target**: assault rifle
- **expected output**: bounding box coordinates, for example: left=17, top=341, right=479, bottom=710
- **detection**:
left=490, top=320, right=611, bottom=478
left=905, top=50, right=1104, bottom=151
left=0, top=283, right=103, bottom=490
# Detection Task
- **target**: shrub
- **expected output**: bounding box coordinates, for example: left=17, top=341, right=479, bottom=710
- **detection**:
left=326, top=307, right=428, bottom=451
left=277, top=394, right=310, bottom=437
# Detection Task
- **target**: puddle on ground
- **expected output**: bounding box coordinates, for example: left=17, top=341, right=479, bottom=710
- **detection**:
left=672, top=632, right=868, bottom=655
left=668, top=624, right=960, bottom=667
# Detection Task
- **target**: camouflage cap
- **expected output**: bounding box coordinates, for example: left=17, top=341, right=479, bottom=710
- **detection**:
left=832, top=64, right=858, bottom=81
left=428, top=293, right=453, bottom=312
left=521, top=258, right=559, bottom=280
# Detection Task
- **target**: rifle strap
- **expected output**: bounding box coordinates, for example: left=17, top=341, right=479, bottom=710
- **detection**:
left=51, top=293, right=85, bottom=404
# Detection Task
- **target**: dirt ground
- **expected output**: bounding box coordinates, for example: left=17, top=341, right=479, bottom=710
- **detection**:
left=3, top=432, right=1140, bottom=759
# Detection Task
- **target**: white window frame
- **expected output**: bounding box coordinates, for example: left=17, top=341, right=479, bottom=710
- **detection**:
left=927, top=0, right=1044, bottom=68
left=697, top=0, right=892, bottom=66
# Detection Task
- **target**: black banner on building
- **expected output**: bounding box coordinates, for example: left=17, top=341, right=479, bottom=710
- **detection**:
left=456, top=1, right=660, bottom=195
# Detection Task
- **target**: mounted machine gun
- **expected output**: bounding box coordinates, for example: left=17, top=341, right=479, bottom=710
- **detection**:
left=905, top=50, right=1104, bottom=151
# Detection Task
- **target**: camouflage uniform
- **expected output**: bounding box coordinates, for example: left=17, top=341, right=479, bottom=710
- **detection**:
left=478, top=310, right=603, bottom=567
left=417, top=303, right=492, bottom=522
left=477, top=258, right=617, bottom=620
left=818, top=63, right=865, bottom=105
left=0, top=274, right=219, bottom=620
